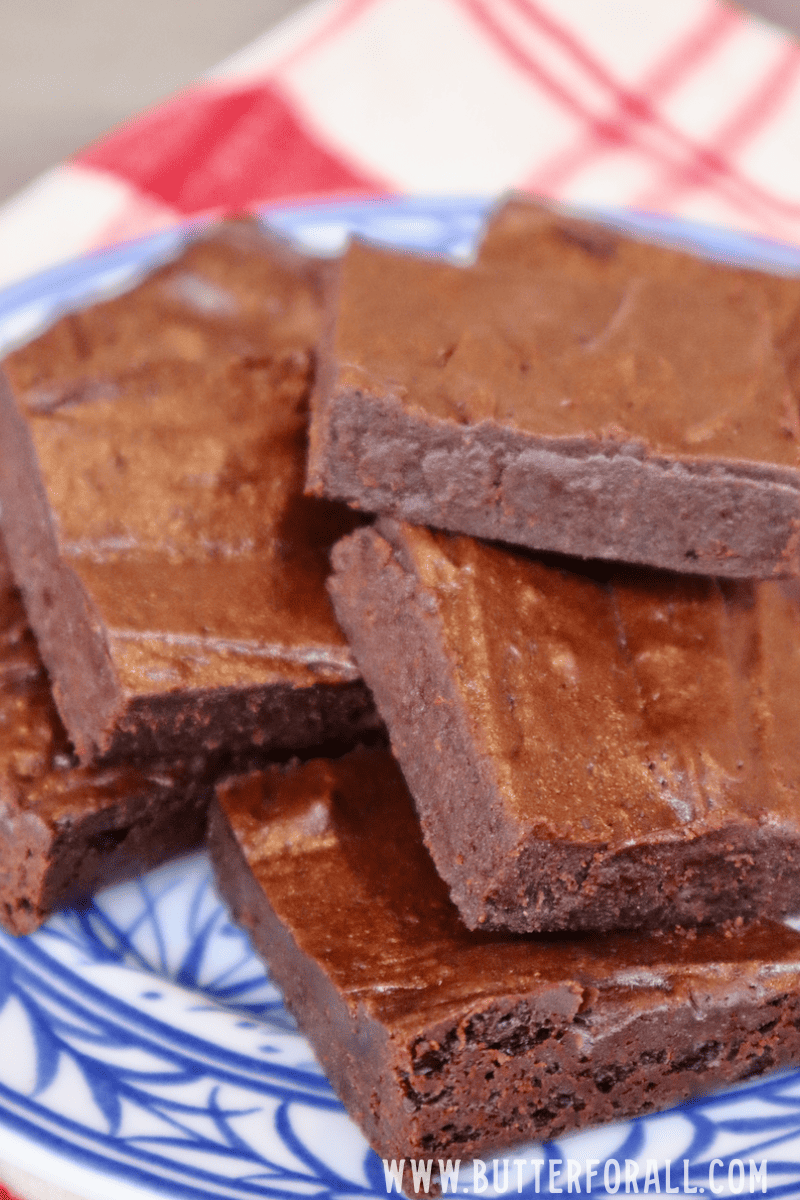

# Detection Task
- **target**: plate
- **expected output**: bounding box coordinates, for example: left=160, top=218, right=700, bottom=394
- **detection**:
left=3, top=197, right=800, bottom=1200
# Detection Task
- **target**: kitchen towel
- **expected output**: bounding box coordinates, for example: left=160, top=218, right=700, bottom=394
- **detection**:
left=0, top=0, right=799, bottom=289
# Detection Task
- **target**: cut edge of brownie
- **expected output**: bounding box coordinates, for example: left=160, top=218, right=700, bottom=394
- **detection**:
left=327, top=521, right=520, bottom=925
left=98, top=676, right=381, bottom=766
left=208, top=788, right=394, bottom=1145
left=0, top=368, right=122, bottom=761
left=308, top=385, right=800, bottom=579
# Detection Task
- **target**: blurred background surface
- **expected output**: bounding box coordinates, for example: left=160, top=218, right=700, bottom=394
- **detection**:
left=0, top=0, right=797, bottom=208
left=0, top=0, right=307, bottom=204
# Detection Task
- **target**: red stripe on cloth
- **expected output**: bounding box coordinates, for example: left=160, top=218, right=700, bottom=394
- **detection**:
left=0, top=1186, right=23, bottom=1200
left=75, top=83, right=387, bottom=213
left=515, top=0, right=800, bottom=228
left=511, top=0, right=735, bottom=114
left=459, top=0, right=722, bottom=170
left=637, top=41, right=800, bottom=214
left=525, top=1, right=737, bottom=195
left=457, top=0, right=600, bottom=126
left=460, top=0, right=800, bottom=229
left=637, top=3, right=735, bottom=94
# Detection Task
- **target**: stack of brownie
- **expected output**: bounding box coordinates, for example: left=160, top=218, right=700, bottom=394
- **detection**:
left=0, top=219, right=380, bottom=930
left=4, top=199, right=800, bottom=1171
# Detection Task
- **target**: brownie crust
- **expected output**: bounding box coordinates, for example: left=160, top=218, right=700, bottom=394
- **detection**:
left=307, top=212, right=800, bottom=578
left=210, top=748, right=800, bottom=1162
left=328, top=520, right=800, bottom=933
left=0, top=221, right=379, bottom=764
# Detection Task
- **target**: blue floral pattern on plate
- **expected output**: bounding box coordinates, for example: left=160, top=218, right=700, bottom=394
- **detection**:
left=2, top=198, right=800, bottom=1199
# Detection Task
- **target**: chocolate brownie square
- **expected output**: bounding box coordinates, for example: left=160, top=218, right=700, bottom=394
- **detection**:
left=0, top=221, right=379, bottom=764
left=210, top=745, right=800, bottom=1163
left=307, top=202, right=800, bottom=577
left=328, top=519, right=800, bottom=932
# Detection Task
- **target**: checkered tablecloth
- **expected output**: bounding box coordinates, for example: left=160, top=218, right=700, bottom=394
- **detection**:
left=1, top=0, right=799, bottom=292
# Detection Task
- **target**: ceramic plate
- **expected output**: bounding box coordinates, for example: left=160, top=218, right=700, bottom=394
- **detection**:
left=2, top=197, right=800, bottom=1200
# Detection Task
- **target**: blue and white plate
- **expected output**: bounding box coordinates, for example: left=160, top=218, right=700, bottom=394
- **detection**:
left=3, top=198, right=800, bottom=1200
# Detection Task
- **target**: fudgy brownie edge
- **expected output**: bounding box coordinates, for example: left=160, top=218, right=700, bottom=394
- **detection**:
left=309, top=384, right=800, bottom=579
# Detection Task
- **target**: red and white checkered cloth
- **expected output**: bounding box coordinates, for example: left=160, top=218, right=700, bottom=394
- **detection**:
left=1, top=0, right=799, bottom=289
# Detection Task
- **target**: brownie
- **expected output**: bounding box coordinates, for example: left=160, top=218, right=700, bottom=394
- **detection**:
left=328, top=519, right=800, bottom=933
left=0, top=221, right=379, bottom=764
left=306, top=202, right=800, bottom=577
left=0, top=539, right=209, bottom=935
left=210, top=745, right=800, bottom=1163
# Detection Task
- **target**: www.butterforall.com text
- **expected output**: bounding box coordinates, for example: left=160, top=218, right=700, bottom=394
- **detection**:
left=383, top=1157, right=770, bottom=1195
